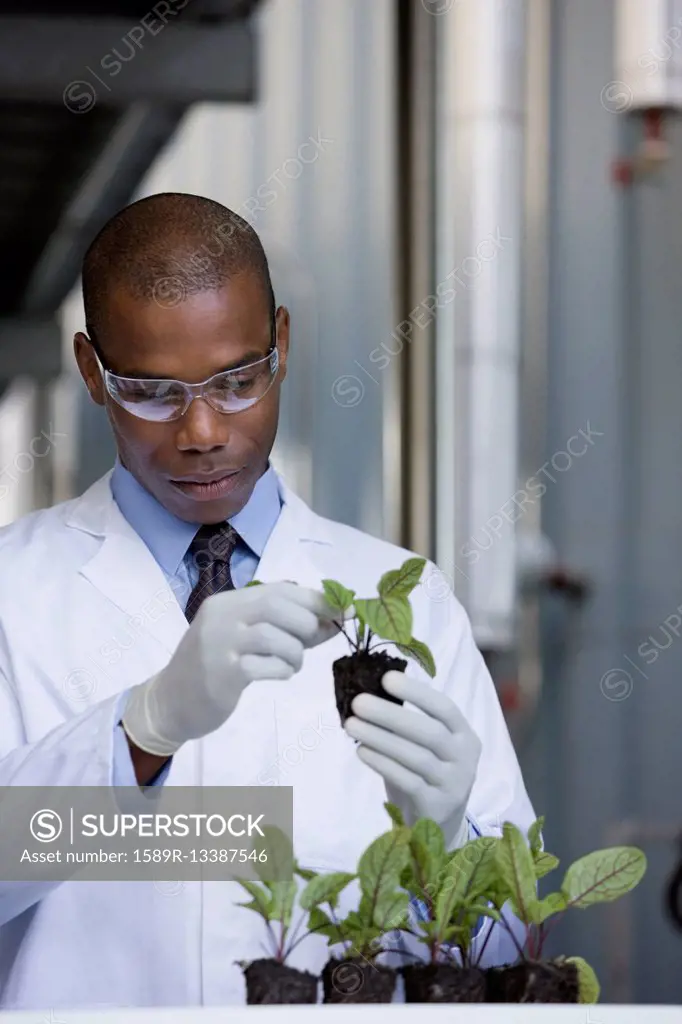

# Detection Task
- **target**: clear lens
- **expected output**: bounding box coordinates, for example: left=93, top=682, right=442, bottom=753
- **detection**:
left=206, top=350, right=279, bottom=413
left=107, top=378, right=188, bottom=422
left=104, top=347, right=279, bottom=422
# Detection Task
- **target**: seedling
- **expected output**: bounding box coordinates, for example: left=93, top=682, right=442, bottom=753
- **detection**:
left=234, top=826, right=318, bottom=1004
left=299, top=820, right=412, bottom=1002
left=385, top=803, right=498, bottom=1001
left=246, top=560, right=437, bottom=725
left=483, top=819, right=646, bottom=1003
left=322, top=557, right=437, bottom=724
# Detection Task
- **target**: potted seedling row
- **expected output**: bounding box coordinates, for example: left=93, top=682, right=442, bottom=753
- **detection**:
left=383, top=806, right=646, bottom=1004
left=234, top=808, right=646, bottom=1004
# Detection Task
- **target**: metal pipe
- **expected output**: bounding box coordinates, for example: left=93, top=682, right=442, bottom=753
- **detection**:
left=434, top=0, right=527, bottom=649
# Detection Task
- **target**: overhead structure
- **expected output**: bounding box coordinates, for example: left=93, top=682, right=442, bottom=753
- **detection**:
left=0, top=0, right=264, bottom=385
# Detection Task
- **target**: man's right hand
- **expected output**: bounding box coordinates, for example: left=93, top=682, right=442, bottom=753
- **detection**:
left=121, top=581, right=344, bottom=761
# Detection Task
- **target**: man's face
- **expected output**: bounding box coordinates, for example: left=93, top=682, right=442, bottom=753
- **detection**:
left=74, top=272, right=289, bottom=524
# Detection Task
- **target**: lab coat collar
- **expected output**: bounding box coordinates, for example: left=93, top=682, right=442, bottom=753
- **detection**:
left=64, top=468, right=333, bottom=656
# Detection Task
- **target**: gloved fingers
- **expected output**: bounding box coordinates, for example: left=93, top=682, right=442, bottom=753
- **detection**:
left=255, top=583, right=353, bottom=626
left=239, top=653, right=296, bottom=680
left=244, top=597, right=329, bottom=647
left=350, top=691, right=454, bottom=761
left=380, top=670, right=466, bottom=735
left=344, top=716, right=446, bottom=786
left=355, top=745, right=425, bottom=799
left=242, top=592, right=347, bottom=648
left=241, top=622, right=304, bottom=673
left=307, top=616, right=348, bottom=648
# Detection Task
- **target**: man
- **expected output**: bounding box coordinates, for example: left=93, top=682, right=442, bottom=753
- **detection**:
left=0, top=193, right=534, bottom=1010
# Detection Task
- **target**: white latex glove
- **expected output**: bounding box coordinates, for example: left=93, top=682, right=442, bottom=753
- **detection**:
left=122, top=582, right=344, bottom=757
left=344, top=670, right=482, bottom=849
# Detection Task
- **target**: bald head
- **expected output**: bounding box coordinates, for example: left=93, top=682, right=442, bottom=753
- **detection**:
left=82, top=192, right=275, bottom=343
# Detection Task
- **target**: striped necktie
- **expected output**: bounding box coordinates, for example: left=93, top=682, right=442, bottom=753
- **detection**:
left=184, top=521, right=240, bottom=623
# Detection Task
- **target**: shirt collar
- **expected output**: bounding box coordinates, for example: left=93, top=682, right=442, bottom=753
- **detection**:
left=110, top=457, right=282, bottom=577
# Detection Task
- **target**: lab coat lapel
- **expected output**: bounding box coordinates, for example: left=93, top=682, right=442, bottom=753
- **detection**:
left=65, top=471, right=189, bottom=658
left=253, top=477, right=331, bottom=589
left=64, top=470, right=331, bottom=660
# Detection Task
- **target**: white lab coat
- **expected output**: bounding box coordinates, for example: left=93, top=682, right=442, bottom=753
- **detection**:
left=0, top=469, right=535, bottom=1010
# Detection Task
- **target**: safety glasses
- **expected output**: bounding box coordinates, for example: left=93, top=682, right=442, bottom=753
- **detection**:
left=88, top=335, right=280, bottom=423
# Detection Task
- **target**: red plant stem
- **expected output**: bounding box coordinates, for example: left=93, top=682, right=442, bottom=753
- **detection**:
left=536, top=908, right=565, bottom=951
left=282, top=912, right=307, bottom=959
left=473, top=915, right=495, bottom=967
left=497, top=912, right=527, bottom=961
left=334, top=618, right=359, bottom=652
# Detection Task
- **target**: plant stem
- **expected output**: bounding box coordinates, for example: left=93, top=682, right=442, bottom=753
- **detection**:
left=334, top=618, right=359, bottom=652
left=282, top=912, right=307, bottom=960
left=277, top=920, right=289, bottom=962
left=264, top=918, right=279, bottom=959
left=537, top=909, right=565, bottom=954
left=497, top=911, right=527, bottom=962
left=473, top=914, right=495, bottom=968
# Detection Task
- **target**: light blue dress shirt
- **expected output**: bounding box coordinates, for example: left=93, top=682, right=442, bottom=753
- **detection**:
left=109, top=458, right=283, bottom=786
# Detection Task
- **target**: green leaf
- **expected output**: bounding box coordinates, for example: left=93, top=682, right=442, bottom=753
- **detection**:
left=408, top=817, right=447, bottom=895
left=565, top=956, right=601, bottom=1003
left=354, top=596, right=412, bottom=645
left=294, top=864, right=317, bottom=882
left=448, top=836, right=501, bottom=903
left=526, top=891, right=566, bottom=926
left=467, top=903, right=502, bottom=923
left=357, top=827, right=410, bottom=907
left=534, top=851, right=560, bottom=879
left=415, top=918, right=441, bottom=942
left=440, top=923, right=471, bottom=944
left=322, top=579, right=356, bottom=613
left=234, top=880, right=272, bottom=920
left=384, top=802, right=406, bottom=828
left=435, top=852, right=476, bottom=926
left=396, top=638, right=437, bottom=678
left=255, top=825, right=293, bottom=878
left=377, top=557, right=426, bottom=600
left=254, top=825, right=296, bottom=924
left=561, top=847, right=647, bottom=908
left=527, top=817, right=545, bottom=857
left=373, top=889, right=410, bottom=931
left=266, top=880, right=297, bottom=925
left=307, top=906, right=339, bottom=941
left=244, top=579, right=263, bottom=587
left=299, top=871, right=355, bottom=911
left=494, top=823, right=538, bottom=926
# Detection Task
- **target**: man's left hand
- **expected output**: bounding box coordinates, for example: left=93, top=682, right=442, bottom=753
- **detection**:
left=344, top=670, right=482, bottom=850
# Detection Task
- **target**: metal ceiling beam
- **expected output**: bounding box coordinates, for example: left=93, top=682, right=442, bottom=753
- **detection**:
left=0, top=16, right=256, bottom=106
left=22, top=103, right=185, bottom=314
